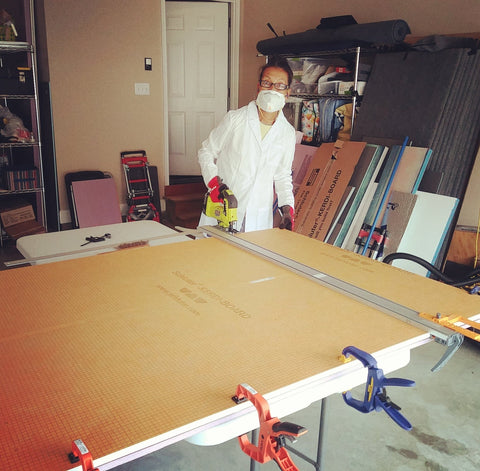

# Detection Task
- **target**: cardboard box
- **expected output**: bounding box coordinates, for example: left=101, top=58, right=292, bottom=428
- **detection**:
left=273, top=143, right=317, bottom=228
left=294, top=140, right=366, bottom=241
left=337, top=81, right=367, bottom=96
left=0, top=202, right=45, bottom=239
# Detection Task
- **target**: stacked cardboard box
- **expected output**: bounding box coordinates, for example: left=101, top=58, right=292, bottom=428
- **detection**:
left=294, top=140, right=366, bottom=240
left=291, top=138, right=459, bottom=277
left=0, top=201, right=45, bottom=239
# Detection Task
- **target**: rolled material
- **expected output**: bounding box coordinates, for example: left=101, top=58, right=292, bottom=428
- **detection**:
left=256, top=20, right=411, bottom=55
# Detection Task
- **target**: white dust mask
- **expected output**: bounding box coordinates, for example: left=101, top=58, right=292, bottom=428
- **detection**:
left=256, top=90, right=286, bottom=113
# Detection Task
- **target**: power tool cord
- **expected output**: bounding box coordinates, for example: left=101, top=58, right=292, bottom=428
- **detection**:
left=382, top=252, right=480, bottom=290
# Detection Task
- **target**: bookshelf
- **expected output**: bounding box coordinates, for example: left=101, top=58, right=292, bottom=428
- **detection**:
left=0, top=0, right=46, bottom=242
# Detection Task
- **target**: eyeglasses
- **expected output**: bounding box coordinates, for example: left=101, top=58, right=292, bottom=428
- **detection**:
left=259, top=79, right=288, bottom=91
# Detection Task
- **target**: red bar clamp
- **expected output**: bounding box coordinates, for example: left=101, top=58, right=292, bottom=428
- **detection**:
left=68, top=439, right=99, bottom=471
left=232, top=383, right=307, bottom=471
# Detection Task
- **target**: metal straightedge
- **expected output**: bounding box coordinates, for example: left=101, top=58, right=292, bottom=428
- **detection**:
left=200, top=226, right=464, bottom=372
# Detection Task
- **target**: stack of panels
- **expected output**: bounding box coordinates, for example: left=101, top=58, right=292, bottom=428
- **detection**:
left=352, top=47, right=480, bottom=201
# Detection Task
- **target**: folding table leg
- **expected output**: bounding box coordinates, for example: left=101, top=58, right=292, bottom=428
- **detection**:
left=285, top=397, right=328, bottom=470
left=250, top=429, right=258, bottom=471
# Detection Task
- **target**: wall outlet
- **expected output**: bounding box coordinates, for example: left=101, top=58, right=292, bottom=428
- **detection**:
left=135, top=83, right=150, bottom=95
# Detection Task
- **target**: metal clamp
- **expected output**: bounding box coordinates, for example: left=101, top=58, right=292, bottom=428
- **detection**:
left=341, top=346, right=415, bottom=431
left=68, top=439, right=99, bottom=471
left=232, top=383, right=307, bottom=471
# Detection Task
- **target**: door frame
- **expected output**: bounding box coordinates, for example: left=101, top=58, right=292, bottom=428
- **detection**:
left=160, top=0, right=240, bottom=185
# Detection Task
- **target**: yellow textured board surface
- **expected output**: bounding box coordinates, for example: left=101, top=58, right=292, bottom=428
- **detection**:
left=0, top=230, right=477, bottom=470
left=238, top=229, right=480, bottom=319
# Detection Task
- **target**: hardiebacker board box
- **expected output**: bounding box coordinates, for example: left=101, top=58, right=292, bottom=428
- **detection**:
left=295, top=140, right=366, bottom=240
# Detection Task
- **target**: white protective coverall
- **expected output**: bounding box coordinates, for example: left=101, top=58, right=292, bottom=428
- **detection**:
left=198, top=101, right=296, bottom=232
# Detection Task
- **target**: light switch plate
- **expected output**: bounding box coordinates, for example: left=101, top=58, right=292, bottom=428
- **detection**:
left=135, top=83, right=150, bottom=95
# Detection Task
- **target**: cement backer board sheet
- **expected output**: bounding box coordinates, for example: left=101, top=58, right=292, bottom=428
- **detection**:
left=324, top=185, right=355, bottom=243
left=394, top=191, right=459, bottom=276
left=382, top=191, right=418, bottom=258
left=2, top=230, right=478, bottom=470
left=341, top=181, right=378, bottom=251
left=363, top=145, right=403, bottom=227
left=238, top=229, right=480, bottom=319
left=334, top=144, right=388, bottom=248
left=388, top=146, right=431, bottom=194
left=375, top=146, right=431, bottom=224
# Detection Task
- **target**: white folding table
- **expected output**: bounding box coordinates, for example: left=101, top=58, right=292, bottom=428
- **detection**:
left=13, top=220, right=190, bottom=265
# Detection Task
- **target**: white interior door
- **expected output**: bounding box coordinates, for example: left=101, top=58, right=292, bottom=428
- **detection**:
left=166, top=1, right=229, bottom=176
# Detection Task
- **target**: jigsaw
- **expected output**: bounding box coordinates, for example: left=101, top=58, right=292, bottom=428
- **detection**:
left=202, top=177, right=238, bottom=232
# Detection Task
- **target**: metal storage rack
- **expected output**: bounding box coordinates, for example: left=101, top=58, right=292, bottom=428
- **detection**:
left=286, top=47, right=363, bottom=131
left=0, top=0, right=46, bottom=243
left=266, top=47, right=375, bottom=143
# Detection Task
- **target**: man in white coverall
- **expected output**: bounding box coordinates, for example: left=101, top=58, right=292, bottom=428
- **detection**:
left=198, top=55, right=296, bottom=232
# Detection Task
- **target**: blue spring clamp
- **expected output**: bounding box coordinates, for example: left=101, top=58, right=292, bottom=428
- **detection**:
left=341, top=346, right=415, bottom=431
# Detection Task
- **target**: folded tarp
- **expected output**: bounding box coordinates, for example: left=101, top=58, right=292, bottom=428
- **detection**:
left=256, top=20, right=411, bottom=55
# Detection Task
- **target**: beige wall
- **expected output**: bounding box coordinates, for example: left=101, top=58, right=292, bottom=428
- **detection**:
left=41, top=0, right=480, bottom=221
left=42, top=0, right=165, bottom=220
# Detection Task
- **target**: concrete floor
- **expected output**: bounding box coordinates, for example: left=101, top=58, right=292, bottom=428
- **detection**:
left=113, top=339, right=480, bottom=471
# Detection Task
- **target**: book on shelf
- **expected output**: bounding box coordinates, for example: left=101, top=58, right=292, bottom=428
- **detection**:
left=6, top=167, right=39, bottom=191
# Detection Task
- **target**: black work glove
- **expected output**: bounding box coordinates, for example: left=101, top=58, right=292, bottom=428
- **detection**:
left=279, top=205, right=294, bottom=231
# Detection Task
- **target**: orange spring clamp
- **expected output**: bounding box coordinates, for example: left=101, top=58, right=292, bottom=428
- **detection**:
left=68, top=439, right=99, bottom=471
left=232, top=383, right=307, bottom=471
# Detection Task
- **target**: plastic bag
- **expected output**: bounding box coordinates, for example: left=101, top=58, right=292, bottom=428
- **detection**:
left=0, top=105, right=31, bottom=142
